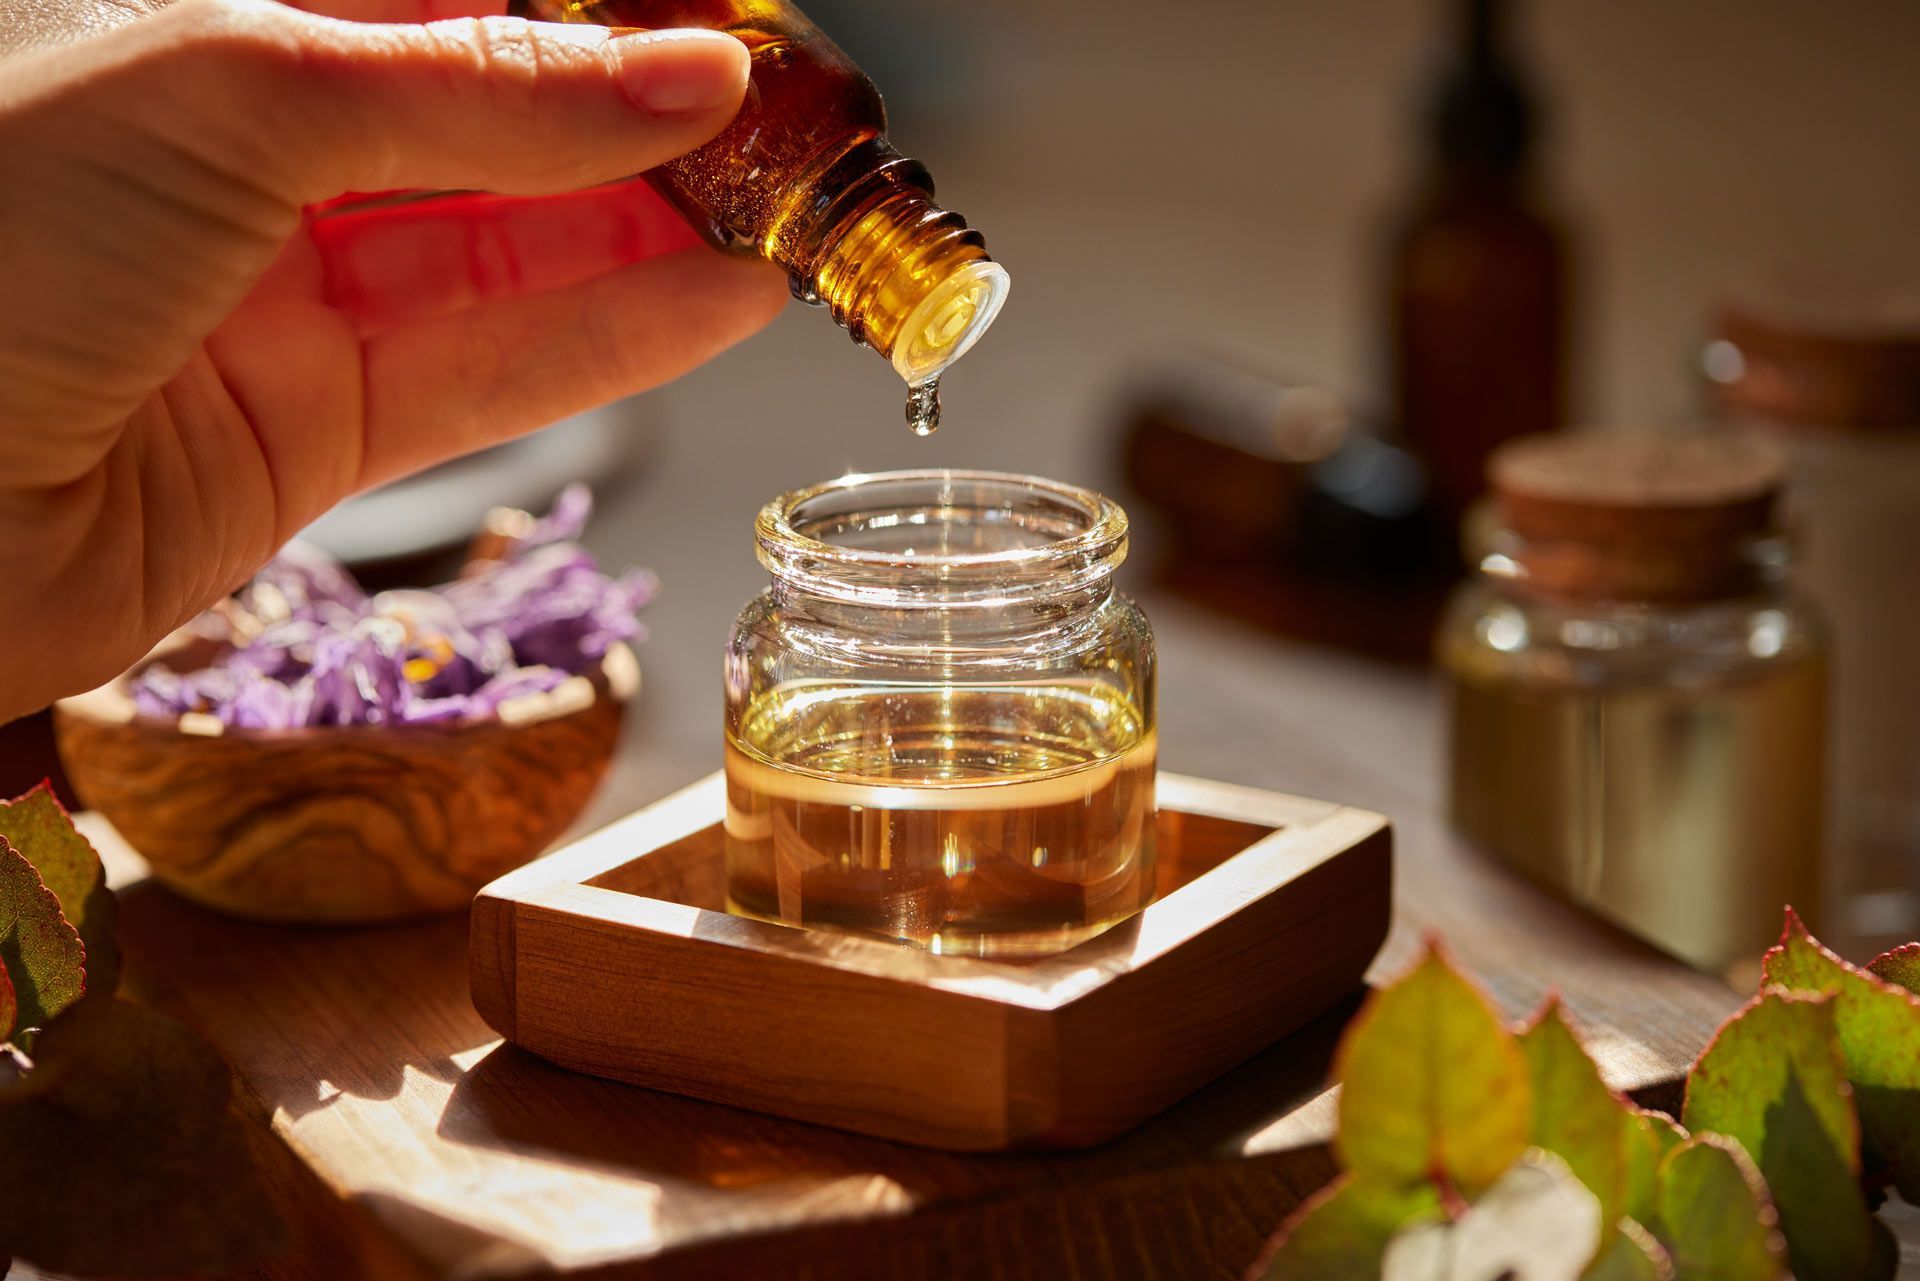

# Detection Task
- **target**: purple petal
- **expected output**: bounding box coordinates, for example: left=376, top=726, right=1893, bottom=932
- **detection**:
left=241, top=541, right=367, bottom=624
left=395, top=690, right=472, bottom=724
left=221, top=671, right=313, bottom=729
left=521, top=484, right=594, bottom=549
left=469, top=666, right=570, bottom=715
left=132, top=665, right=240, bottom=719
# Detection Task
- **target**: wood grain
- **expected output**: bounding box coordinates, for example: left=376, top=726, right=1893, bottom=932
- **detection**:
left=52, top=652, right=629, bottom=924
left=470, top=772, right=1392, bottom=1150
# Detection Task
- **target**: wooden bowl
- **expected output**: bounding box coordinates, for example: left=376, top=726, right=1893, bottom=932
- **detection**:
left=52, top=639, right=635, bottom=924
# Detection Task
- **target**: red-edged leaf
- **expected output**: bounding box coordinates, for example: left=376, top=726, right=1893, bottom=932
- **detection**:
left=1247, top=1172, right=1443, bottom=1281
left=1622, top=1109, right=1687, bottom=1226
left=1683, top=990, right=1892, bottom=1281
left=1868, top=943, right=1920, bottom=996
left=0, top=784, right=117, bottom=999
left=1656, top=1133, right=1788, bottom=1281
left=0, top=954, right=15, bottom=1043
left=1334, top=943, right=1531, bottom=1197
left=0, top=836, right=84, bottom=1035
left=1520, top=998, right=1633, bottom=1224
left=1584, top=1219, right=1675, bottom=1281
left=1762, top=908, right=1920, bottom=1200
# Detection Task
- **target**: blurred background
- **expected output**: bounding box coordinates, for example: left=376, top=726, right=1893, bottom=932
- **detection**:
left=521, top=0, right=1920, bottom=812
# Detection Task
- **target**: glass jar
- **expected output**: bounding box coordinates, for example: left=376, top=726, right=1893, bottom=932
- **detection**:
left=1707, top=302, right=1920, bottom=950
left=724, top=471, right=1158, bottom=957
left=1440, top=433, right=1828, bottom=978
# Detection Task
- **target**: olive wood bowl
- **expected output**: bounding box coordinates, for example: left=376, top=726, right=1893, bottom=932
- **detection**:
left=52, top=636, right=635, bottom=924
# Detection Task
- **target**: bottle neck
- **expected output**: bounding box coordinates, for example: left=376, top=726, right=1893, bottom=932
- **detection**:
left=783, top=142, right=1008, bottom=384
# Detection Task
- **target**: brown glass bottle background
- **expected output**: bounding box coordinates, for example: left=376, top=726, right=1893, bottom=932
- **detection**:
left=512, top=0, right=892, bottom=264
left=1389, top=174, right=1567, bottom=524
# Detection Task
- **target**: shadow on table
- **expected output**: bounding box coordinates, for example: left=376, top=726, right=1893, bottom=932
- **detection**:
left=115, top=868, right=1365, bottom=1277
left=114, top=878, right=493, bottom=1119
left=434, top=987, right=1362, bottom=1197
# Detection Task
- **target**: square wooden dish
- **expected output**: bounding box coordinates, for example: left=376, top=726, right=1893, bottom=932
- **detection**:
left=470, top=772, right=1391, bottom=1152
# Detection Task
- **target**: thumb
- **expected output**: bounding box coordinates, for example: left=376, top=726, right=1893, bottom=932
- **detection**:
left=80, top=0, right=754, bottom=202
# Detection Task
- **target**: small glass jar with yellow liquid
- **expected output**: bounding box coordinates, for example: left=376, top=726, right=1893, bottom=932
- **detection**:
left=724, top=471, right=1157, bottom=956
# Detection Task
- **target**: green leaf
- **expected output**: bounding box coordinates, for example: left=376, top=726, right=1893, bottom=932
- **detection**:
left=1335, top=945, right=1531, bottom=1197
left=0, top=1000, right=285, bottom=1273
left=1584, top=1220, right=1675, bottom=1281
left=1251, top=1173, right=1444, bottom=1281
left=1382, top=1149, right=1602, bottom=1281
left=0, top=785, right=117, bottom=1000
left=1622, top=1109, right=1687, bottom=1226
left=1522, top=999, right=1632, bottom=1222
left=0, top=836, right=84, bottom=1036
left=1656, top=1134, right=1787, bottom=1281
left=1868, top=943, right=1920, bottom=995
left=1761, top=909, right=1920, bottom=1200
left=1682, top=990, right=1892, bottom=1281
left=0, top=956, right=14, bottom=1043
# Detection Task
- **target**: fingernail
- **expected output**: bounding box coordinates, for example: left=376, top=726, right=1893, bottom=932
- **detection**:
left=613, top=29, right=749, bottom=116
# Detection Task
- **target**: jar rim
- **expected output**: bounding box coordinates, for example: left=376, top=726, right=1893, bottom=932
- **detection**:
left=755, top=469, right=1128, bottom=606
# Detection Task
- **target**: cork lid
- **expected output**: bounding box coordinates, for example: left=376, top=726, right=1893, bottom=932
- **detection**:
left=1487, top=432, right=1785, bottom=602
left=1710, top=300, right=1920, bottom=430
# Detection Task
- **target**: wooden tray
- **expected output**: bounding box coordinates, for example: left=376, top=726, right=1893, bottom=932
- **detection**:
left=470, top=772, right=1391, bottom=1151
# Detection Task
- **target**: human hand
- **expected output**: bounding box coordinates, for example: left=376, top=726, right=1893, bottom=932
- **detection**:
left=0, top=0, right=788, bottom=724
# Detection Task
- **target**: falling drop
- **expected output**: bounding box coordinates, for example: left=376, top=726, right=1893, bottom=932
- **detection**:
left=906, top=378, right=942, bottom=437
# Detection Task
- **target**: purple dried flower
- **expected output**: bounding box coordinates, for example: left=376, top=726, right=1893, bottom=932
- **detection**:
left=222, top=670, right=313, bottom=730
left=238, top=539, right=366, bottom=628
left=522, top=484, right=594, bottom=549
left=132, top=666, right=237, bottom=719
left=469, top=665, right=572, bottom=716
left=439, top=545, right=656, bottom=673
left=128, top=489, right=648, bottom=730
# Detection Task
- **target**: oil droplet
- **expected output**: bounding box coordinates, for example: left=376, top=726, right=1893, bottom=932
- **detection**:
left=906, top=378, right=942, bottom=437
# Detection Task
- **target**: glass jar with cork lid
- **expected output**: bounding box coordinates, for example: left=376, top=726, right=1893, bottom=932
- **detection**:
left=1440, top=432, right=1828, bottom=977
left=1707, top=302, right=1920, bottom=950
left=724, top=470, right=1158, bottom=957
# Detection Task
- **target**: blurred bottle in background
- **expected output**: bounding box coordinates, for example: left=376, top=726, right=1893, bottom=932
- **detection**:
left=1707, top=295, right=1920, bottom=952
left=1118, top=355, right=1449, bottom=665
left=1387, top=0, right=1570, bottom=525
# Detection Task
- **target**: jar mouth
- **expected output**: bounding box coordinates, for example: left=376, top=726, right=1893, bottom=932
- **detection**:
left=756, top=470, right=1128, bottom=607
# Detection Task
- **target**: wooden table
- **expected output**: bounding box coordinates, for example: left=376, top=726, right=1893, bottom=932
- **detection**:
left=82, top=595, right=1743, bottom=1281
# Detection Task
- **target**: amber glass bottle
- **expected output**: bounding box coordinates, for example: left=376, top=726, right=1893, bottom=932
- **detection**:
left=1388, top=0, right=1567, bottom=521
left=512, top=0, right=1008, bottom=431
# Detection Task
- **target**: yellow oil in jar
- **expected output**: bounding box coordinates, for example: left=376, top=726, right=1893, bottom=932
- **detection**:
left=724, top=679, right=1156, bottom=956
